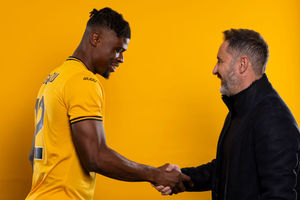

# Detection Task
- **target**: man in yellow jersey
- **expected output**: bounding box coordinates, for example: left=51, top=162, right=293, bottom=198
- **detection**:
left=26, top=7, right=193, bottom=200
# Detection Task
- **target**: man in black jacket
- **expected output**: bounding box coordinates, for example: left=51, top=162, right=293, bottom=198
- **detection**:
left=154, top=29, right=300, bottom=199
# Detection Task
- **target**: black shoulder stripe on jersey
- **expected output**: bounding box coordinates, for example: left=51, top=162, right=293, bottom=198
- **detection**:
left=71, top=116, right=103, bottom=121
left=70, top=118, right=103, bottom=124
left=66, top=56, right=91, bottom=73
left=70, top=116, right=103, bottom=124
left=67, top=56, right=85, bottom=63
left=66, top=58, right=79, bottom=62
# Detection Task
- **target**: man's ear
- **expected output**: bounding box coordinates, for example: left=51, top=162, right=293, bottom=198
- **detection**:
left=239, top=56, right=249, bottom=74
left=89, top=32, right=101, bottom=47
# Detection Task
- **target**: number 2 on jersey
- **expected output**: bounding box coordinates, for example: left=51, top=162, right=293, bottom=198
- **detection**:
left=35, top=96, right=45, bottom=135
left=34, top=96, right=45, bottom=160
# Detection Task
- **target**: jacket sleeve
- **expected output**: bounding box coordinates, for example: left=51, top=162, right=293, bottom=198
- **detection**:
left=253, top=109, right=300, bottom=200
left=181, top=159, right=216, bottom=191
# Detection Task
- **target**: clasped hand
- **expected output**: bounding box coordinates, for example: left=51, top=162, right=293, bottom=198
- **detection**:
left=152, top=164, right=193, bottom=195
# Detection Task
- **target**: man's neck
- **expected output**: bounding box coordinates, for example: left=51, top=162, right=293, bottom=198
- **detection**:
left=231, top=74, right=263, bottom=96
left=72, top=45, right=95, bottom=73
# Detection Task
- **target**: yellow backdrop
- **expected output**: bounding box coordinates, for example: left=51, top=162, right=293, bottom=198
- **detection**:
left=0, top=0, right=299, bottom=199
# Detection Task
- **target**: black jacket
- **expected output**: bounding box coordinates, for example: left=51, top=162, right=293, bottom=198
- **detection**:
left=181, top=74, right=300, bottom=200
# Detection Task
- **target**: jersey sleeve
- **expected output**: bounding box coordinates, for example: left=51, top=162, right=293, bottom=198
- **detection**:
left=63, top=73, right=104, bottom=124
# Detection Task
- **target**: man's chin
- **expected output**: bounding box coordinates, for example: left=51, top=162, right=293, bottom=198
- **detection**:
left=101, top=71, right=110, bottom=79
left=220, top=86, right=230, bottom=96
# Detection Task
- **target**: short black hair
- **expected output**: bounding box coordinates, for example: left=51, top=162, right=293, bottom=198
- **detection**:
left=87, top=7, right=131, bottom=39
left=223, top=29, right=269, bottom=75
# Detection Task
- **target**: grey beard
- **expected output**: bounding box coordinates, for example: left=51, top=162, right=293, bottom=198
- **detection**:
left=220, top=68, right=240, bottom=96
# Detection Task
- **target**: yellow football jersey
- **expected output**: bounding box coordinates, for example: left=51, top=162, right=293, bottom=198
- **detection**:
left=26, top=57, right=104, bottom=200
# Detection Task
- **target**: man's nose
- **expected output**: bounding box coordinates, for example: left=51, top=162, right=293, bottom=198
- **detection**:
left=212, top=64, right=218, bottom=75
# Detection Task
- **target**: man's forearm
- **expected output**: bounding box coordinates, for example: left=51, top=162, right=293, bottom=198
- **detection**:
left=93, top=146, right=157, bottom=182
left=70, top=120, right=185, bottom=187
left=86, top=145, right=182, bottom=187
left=181, top=159, right=216, bottom=191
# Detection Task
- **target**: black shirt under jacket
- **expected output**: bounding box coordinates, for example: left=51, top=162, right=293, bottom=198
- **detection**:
left=181, top=74, right=300, bottom=200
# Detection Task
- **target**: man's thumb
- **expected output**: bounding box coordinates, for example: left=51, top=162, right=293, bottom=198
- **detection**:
left=166, top=164, right=175, bottom=172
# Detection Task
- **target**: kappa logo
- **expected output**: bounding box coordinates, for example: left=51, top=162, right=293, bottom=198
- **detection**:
left=83, top=77, right=97, bottom=82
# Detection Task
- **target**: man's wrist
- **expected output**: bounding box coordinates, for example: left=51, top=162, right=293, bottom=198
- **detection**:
left=145, top=165, right=159, bottom=184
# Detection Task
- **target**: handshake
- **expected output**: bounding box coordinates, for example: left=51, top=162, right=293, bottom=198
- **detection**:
left=152, top=163, right=193, bottom=195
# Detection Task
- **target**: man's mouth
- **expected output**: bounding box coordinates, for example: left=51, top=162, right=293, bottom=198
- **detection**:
left=110, top=63, right=119, bottom=72
left=111, top=66, right=116, bottom=72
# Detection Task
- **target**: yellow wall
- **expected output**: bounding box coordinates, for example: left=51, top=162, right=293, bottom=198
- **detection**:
left=0, top=0, right=299, bottom=199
